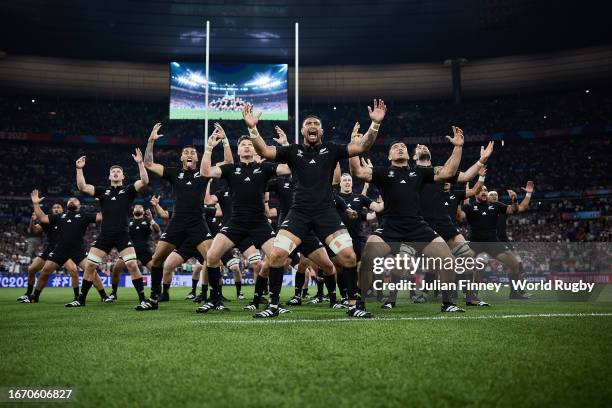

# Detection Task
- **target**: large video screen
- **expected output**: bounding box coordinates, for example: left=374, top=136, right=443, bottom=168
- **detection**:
left=169, top=62, right=288, bottom=120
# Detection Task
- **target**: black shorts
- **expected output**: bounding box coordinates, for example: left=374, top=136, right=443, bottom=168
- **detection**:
left=38, top=245, right=55, bottom=261
left=372, top=218, right=439, bottom=250
left=92, top=230, right=133, bottom=253
left=134, top=245, right=153, bottom=265
left=218, top=217, right=275, bottom=249
left=47, top=244, right=87, bottom=266
left=174, top=241, right=204, bottom=264
left=296, top=234, right=324, bottom=258
left=470, top=241, right=511, bottom=258
left=280, top=207, right=345, bottom=243
left=161, top=215, right=212, bottom=248
left=425, top=218, right=462, bottom=242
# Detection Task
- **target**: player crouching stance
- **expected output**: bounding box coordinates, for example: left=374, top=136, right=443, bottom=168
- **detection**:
left=66, top=150, right=149, bottom=308
left=243, top=100, right=387, bottom=318
left=350, top=127, right=466, bottom=316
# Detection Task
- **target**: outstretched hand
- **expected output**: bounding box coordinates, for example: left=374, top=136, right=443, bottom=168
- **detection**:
left=273, top=126, right=288, bottom=145
left=368, top=99, right=387, bottom=123
left=31, top=189, right=45, bottom=204
left=521, top=180, right=535, bottom=194
left=507, top=189, right=518, bottom=201
left=132, top=148, right=143, bottom=163
left=213, top=122, right=226, bottom=140
left=242, top=104, right=262, bottom=128
left=76, top=156, right=86, bottom=169
left=150, top=194, right=160, bottom=207
left=149, top=123, right=163, bottom=142
left=479, top=141, right=494, bottom=163
left=360, top=157, right=373, bottom=168
left=478, top=165, right=487, bottom=177
left=351, top=122, right=363, bottom=144
left=446, top=126, right=464, bottom=147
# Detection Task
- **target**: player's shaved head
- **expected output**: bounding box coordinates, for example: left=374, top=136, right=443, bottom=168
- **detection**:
left=301, top=116, right=324, bottom=146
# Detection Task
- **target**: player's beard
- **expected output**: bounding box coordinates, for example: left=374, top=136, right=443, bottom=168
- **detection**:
left=418, top=152, right=431, bottom=161
left=67, top=204, right=77, bottom=211
left=134, top=211, right=143, bottom=217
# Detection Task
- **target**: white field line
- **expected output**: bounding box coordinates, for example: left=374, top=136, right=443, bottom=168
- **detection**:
left=190, top=312, right=612, bottom=325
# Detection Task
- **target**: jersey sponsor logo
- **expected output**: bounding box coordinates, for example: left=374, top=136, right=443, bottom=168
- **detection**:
left=353, top=197, right=360, bottom=201
left=297, top=150, right=304, bottom=157
left=105, top=189, right=111, bottom=195
left=319, top=147, right=328, bottom=155
left=67, top=219, right=72, bottom=223
left=224, top=191, right=229, bottom=197
left=409, top=172, right=417, bottom=177
left=75, top=214, right=81, bottom=218
left=488, top=205, right=495, bottom=210
left=178, top=172, right=184, bottom=179
left=221, top=226, right=229, bottom=232
left=129, top=221, right=133, bottom=226
left=309, top=159, right=316, bottom=164
left=374, top=228, right=383, bottom=233
left=444, top=202, right=449, bottom=206
left=235, top=167, right=242, bottom=174
left=135, top=226, right=140, bottom=230
left=61, top=214, right=66, bottom=218
left=482, top=212, right=487, bottom=215
left=253, top=168, right=262, bottom=174
left=194, top=172, right=201, bottom=178
left=119, top=189, right=125, bottom=194
left=388, top=170, right=395, bottom=177
left=450, top=195, right=456, bottom=199
left=244, top=177, right=251, bottom=181
left=111, top=196, right=117, bottom=200
left=400, top=180, right=406, bottom=184
left=281, top=220, right=290, bottom=226
left=160, top=233, right=167, bottom=238
left=283, top=183, right=290, bottom=189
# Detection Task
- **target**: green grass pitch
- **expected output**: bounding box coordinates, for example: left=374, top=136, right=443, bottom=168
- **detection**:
left=169, top=108, right=288, bottom=121
left=1, top=286, right=612, bottom=407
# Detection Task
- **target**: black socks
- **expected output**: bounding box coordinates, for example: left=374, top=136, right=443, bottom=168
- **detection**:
left=133, top=277, right=146, bottom=302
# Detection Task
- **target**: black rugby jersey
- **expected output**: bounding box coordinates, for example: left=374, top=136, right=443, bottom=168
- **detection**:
left=48, top=211, right=97, bottom=247
left=463, top=201, right=508, bottom=241
left=128, top=217, right=152, bottom=247
left=162, top=167, right=208, bottom=217
left=94, top=185, right=138, bottom=232
left=371, top=165, right=434, bottom=220
left=267, top=176, right=294, bottom=224
left=219, top=161, right=277, bottom=219
left=338, top=191, right=372, bottom=239
left=275, top=143, right=349, bottom=210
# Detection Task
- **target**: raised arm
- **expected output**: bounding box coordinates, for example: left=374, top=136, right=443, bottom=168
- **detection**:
left=347, top=100, right=387, bottom=157
left=507, top=181, right=534, bottom=214
left=28, top=213, right=43, bottom=234
left=434, top=126, right=464, bottom=181
left=350, top=156, right=373, bottom=183
left=145, top=209, right=161, bottom=234
left=332, top=163, right=341, bottom=186
left=75, top=156, right=95, bottom=196
left=204, top=180, right=217, bottom=205
left=466, top=166, right=486, bottom=198
left=144, top=123, right=165, bottom=177
left=132, top=148, right=149, bottom=192
left=212, top=123, right=234, bottom=165
left=457, top=141, right=494, bottom=182
left=201, top=125, right=225, bottom=179
left=242, top=104, right=277, bottom=160
left=150, top=194, right=170, bottom=220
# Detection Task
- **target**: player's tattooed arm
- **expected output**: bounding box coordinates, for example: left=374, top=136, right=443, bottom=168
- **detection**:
left=133, top=148, right=149, bottom=192
left=75, top=156, right=95, bottom=196
left=466, top=166, right=486, bottom=198
left=457, top=141, right=494, bottom=182
left=201, top=126, right=224, bottom=179
left=30, top=190, right=49, bottom=224
left=242, top=104, right=277, bottom=160
left=349, top=156, right=373, bottom=182
left=144, top=123, right=165, bottom=176
left=347, top=99, right=387, bottom=157
left=434, top=126, right=464, bottom=181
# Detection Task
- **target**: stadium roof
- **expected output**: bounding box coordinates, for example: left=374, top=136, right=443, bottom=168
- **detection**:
left=0, top=0, right=609, bottom=65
